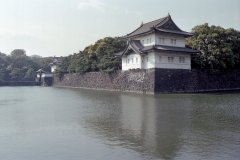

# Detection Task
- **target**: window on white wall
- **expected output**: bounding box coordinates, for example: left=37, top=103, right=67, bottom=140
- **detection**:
left=136, top=57, right=138, bottom=63
left=168, top=57, right=174, bottom=63
left=147, top=39, right=149, bottom=44
left=159, top=56, right=162, bottom=62
left=132, top=58, right=133, bottom=63
left=150, top=38, right=152, bottom=43
left=179, top=57, right=185, bottom=63
left=159, top=37, right=165, bottom=44
left=146, top=56, right=149, bottom=62
left=127, top=59, right=129, bottom=64
left=171, top=39, right=176, bottom=45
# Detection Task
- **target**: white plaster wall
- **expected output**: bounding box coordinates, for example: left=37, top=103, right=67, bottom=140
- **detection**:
left=122, top=51, right=191, bottom=70
left=154, top=52, right=191, bottom=70
left=143, top=52, right=155, bottom=69
left=135, top=33, right=155, bottom=46
left=122, top=56, right=128, bottom=70
left=42, top=73, right=53, bottom=77
left=122, top=53, right=142, bottom=70
left=37, top=73, right=53, bottom=78
left=134, top=33, right=186, bottom=48
left=155, top=33, right=186, bottom=47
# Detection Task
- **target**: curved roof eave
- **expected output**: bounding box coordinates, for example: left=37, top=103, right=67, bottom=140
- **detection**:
left=155, top=29, right=193, bottom=37
left=123, top=14, right=193, bottom=38
left=123, top=30, right=155, bottom=39
left=121, top=40, right=143, bottom=57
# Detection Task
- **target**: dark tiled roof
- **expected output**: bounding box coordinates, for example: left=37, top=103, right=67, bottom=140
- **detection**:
left=114, top=40, right=143, bottom=57
left=156, top=28, right=193, bottom=36
left=36, top=69, right=46, bottom=73
left=124, top=14, right=192, bottom=38
left=141, top=45, right=199, bottom=53
left=129, top=40, right=144, bottom=51
left=116, top=39, right=199, bottom=57
left=124, top=17, right=167, bottom=38
left=114, top=52, right=123, bottom=57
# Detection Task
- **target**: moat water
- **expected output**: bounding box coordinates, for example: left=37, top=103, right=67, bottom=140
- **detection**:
left=0, top=87, right=240, bottom=160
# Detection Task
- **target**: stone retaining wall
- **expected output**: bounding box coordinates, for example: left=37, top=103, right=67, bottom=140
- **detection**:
left=154, top=69, right=240, bottom=93
left=54, top=69, right=155, bottom=94
left=54, top=69, right=240, bottom=94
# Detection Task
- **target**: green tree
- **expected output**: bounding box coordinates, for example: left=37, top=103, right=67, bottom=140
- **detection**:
left=9, top=68, right=24, bottom=80
left=0, top=50, right=48, bottom=81
left=24, top=68, right=36, bottom=80
left=187, top=23, right=240, bottom=70
left=11, top=49, right=26, bottom=58
left=0, top=69, right=7, bottom=81
left=63, top=37, right=126, bottom=73
left=57, top=56, right=72, bottom=73
left=0, top=52, right=8, bottom=81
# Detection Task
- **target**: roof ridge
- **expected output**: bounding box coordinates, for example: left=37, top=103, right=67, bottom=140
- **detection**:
left=124, top=16, right=168, bottom=38
left=142, top=16, right=168, bottom=26
left=124, top=14, right=191, bottom=38
left=125, top=24, right=144, bottom=37
left=155, top=16, right=170, bottom=27
left=156, top=15, right=184, bottom=32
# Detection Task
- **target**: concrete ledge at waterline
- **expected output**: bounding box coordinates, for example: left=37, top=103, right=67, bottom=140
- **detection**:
left=54, top=85, right=155, bottom=95
left=53, top=69, right=240, bottom=94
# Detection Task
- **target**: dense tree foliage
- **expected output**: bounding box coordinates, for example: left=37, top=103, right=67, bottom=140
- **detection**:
left=57, top=37, right=127, bottom=73
left=187, top=23, right=240, bottom=70
left=0, top=50, right=52, bottom=81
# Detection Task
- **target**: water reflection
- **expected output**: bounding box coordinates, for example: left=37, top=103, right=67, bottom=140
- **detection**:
left=75, top=91, right=188, bottom=159
left=0, top=87, right=240, bottom=160
left=74, top=90, right=240, bottom=160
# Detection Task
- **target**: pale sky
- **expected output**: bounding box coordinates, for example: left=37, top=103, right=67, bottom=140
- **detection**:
left=0, top=0, right=239, bottom=57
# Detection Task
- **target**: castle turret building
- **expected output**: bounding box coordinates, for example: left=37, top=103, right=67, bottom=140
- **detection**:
left=120, top=14, right=199, bottom=70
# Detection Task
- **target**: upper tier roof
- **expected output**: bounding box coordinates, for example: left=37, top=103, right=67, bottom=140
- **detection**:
left=124, top=14, right=193, bottom=38
left=116, top=39, right=199, bottom=57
